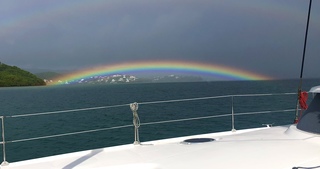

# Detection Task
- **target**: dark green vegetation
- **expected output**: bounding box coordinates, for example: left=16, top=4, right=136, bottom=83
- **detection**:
left=0, top=63, right=46, bottom=87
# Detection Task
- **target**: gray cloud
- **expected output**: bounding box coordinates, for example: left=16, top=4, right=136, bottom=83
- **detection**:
left=0, top=0, right=319, bottom=79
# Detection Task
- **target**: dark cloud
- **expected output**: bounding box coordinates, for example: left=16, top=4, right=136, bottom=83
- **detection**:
left=0, top=0, right=319, bottom=79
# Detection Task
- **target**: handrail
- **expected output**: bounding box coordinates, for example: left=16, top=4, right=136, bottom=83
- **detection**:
left=6, top=103, right=130, bottom=118
left=0, top=92, right=298, bottom=165
left=140, top=109, right=296, bottom=126
left=8, top=124, right=133, bottom=144
left=139, top=92, right=296, bottom=105
left=4, top=109, right=295, bottom=144
left=5, top=92, right=296, bottom=118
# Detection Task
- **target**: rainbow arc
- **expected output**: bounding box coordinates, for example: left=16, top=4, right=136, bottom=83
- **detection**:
left=51, top=60, right=272, bottom=85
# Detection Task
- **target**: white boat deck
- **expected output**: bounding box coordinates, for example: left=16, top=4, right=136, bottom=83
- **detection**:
left=4, top=86, right=320, bottom=169
left=4, top=124, right=320, bottom=169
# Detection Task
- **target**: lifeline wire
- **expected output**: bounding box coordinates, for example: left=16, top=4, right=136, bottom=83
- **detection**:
left=6, top=93, right=295, bottom=118
left=8, top=124, right=133, bottom=143
left=4, top=109, right=294, bottom=144
left=7, top=103, right=130, bottom=118
left=139, top=92, right=296, bottom=105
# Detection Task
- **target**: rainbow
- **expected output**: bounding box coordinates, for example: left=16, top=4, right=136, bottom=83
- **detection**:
left=50, top=61, right=272, bottom=85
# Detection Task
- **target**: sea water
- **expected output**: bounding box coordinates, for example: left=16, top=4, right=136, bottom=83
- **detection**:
left=0, top=79, right=319, bottom=162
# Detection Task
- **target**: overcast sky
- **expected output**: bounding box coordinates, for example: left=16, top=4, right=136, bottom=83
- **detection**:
left=0, top=0, right=319, bottom=79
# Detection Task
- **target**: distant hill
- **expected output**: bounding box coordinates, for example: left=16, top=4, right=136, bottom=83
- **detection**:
left=0, top=63, right=46, bottom=87
left=35, top=72, right=62, bottom=80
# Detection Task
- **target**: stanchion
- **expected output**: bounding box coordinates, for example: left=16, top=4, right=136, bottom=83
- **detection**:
left=1, top=116, right=9, bottom=167
left=130, top=103, right=141, bottom=145
left=231, top=97, right=236, bottom=132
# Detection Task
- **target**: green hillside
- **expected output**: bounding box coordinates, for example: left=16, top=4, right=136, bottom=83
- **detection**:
left=0, top=63, right=46, bottom=87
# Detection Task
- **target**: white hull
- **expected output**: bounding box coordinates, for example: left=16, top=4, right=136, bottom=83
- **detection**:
left=4, top=125, right=320, bottom=169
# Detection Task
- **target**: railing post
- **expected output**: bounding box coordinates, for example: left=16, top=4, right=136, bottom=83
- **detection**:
left=130, top=102, right=140, bottom=145
left=231, top=96, right=236, bottom=132
left=1, top=116, right=9, bottom=167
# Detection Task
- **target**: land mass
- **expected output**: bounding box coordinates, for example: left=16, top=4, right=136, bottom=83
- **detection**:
left=0, top=62, right=46, bottom=87
left=35, top=72, right=203, bottom=85
left=0, top=66, right=204, bottom=86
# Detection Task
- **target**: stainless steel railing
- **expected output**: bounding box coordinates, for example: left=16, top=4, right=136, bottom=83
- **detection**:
left=0, top=92, right=299, bottom=165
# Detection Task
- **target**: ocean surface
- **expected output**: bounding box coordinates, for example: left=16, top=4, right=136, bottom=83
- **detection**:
left=0, top=79, right=319, bottom=162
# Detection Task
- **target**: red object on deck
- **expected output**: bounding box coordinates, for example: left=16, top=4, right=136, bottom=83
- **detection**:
left=299, top=91, right=308, bottom=110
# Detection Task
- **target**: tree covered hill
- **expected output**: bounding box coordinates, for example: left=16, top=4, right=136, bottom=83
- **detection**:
left=0, top=63, right=46, bottom=87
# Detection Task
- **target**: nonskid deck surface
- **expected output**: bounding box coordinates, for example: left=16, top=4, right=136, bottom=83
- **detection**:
left=4, top=125, right=320, bottom=169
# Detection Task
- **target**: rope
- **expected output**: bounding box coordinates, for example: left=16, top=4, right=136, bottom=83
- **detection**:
left=130, top=102, right=140, bottom=144
left=130, top=103, right=140, bottom=128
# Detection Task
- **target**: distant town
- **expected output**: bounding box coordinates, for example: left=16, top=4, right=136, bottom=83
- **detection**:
left=43, top=74, right=204, bottom=85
